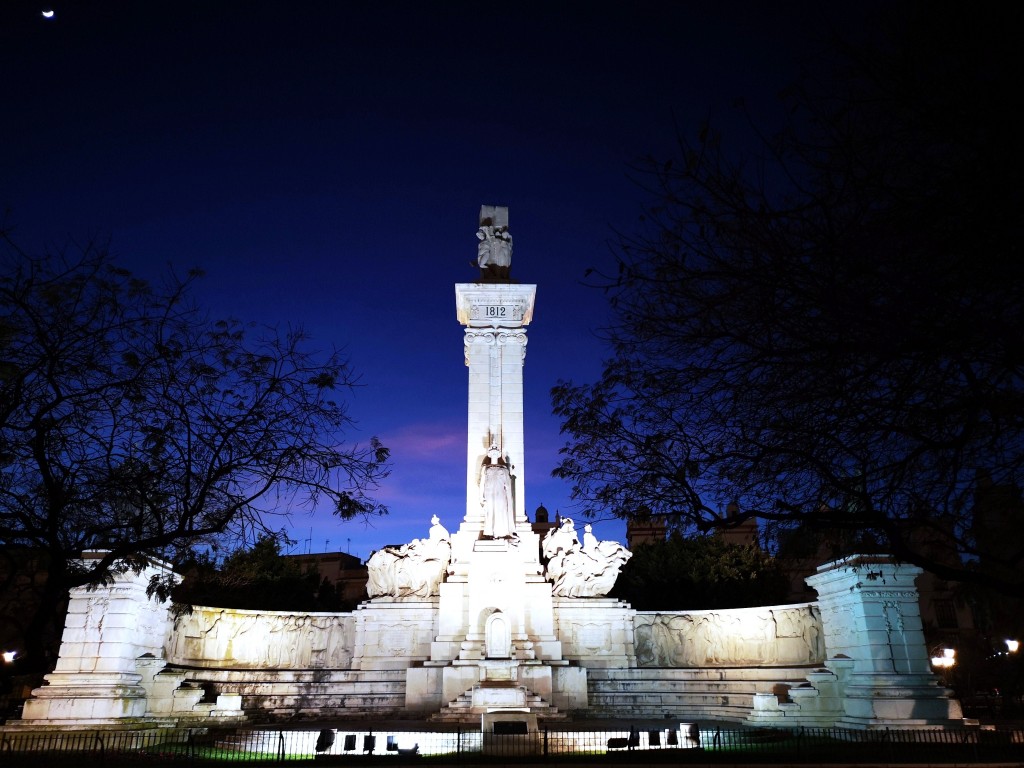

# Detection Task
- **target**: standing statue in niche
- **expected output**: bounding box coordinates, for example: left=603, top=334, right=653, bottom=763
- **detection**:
left=476, top=205, right=512, bottom=281
left=481, top=445, right=515, bottom=538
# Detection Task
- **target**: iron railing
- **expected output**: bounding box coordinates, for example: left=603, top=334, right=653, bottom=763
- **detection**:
left=1, top=724, right=1022, bottom=766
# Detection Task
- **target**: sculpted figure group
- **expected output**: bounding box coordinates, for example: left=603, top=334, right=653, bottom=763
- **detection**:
left=476, top=221, right=512, bottom=281
left=366, top=515, right=452, bottom=598
left=169, top=514, right=633, bottom=669
left=365, top=511, right=630, bottom=599
left=542, top=518, right=632, bottom=597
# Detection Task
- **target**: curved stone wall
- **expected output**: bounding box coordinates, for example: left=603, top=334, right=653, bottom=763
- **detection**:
left=166, top=607, right=355, bottom=670
left=634, top=603, right=824, bottom=667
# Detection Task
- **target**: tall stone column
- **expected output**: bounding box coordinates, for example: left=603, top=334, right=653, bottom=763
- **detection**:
left=412, top=206, right=572, bottom=718
left=456, top=289, right=535, bottom=530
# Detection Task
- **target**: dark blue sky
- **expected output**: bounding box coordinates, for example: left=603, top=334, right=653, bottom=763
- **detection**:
left=2, top=1, right=864, bottom=560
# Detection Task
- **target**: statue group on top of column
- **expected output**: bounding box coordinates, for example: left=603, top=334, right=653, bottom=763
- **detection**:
left=366, top=515, right=451, bottom=598
left=542, top=518, right=632, bottom=597
left=480, top=445, right=515, bottom=538
left=476, top=205, right=512, bottom=282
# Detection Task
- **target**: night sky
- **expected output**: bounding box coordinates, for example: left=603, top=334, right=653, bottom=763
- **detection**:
left=2, top=1, right=865, bottom=561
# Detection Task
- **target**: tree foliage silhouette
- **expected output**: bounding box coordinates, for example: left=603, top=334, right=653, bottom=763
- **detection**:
left=0, top=237, right=389, bottom=669
left=612, top=534, right=788, bottom=611
left=552, top=4, right=1024, bottom=594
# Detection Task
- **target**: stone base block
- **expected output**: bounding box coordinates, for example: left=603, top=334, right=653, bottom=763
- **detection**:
left=406, top=666, right=444, bottom=713
left=839, top=675, right=964, bottom=728
left=19, top=672, right=149, bottom=724
left=553, top=598, right=635, bottom=667
left=352, top=599, right=438, bottom=670
left=551, top=666, right=588, bottom=711
left=472, top=685, right=527, bottom=709
left=481, top=710, right=541, bottom=754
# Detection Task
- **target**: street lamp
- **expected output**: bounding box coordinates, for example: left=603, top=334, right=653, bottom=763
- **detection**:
left=1006, top=639, right=1019, bottom=654
left=931, top=647, right=956, bottom=669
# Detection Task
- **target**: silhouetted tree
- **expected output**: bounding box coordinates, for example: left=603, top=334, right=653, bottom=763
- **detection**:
left=174, top=535, right=350, bottom=612
left=611, top=533, right=788, bottom=611
left=0, top=237, right=389, bottom=669
left=552, top=3, right=1024, bottom=595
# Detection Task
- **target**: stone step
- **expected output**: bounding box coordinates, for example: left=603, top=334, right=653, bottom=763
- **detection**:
left=587, top=666, right=819, bottom=682
left=430, top=684, right=567, bottom=724
left=176, top=666, right=408, bottom=721
left=585, top=666, right=822, bottom=724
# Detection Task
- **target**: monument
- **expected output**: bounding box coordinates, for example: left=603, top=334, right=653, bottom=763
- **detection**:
left=403, top=205, right=636, bottom=721
left=4, top=206, right=964, bottom=734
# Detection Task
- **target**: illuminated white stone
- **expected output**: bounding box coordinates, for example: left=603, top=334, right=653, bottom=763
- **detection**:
left=634, top=604, right=824, bottom=667
left=366, top=516, right=451, bottom=598
left=6, top=208, right=966, bottom=733
left=13, top=551, right=180, bottom=727
left=543, top=519, right=631, bottom=597
left=799, top=556, right=961, bottom=728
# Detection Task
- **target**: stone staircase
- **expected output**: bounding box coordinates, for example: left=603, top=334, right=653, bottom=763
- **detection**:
left=179, top=668, right=409, bottom=722
left=431, top=681, right=567, bottom=724
left=159, top=664, right=822, bottom=725
left=746, top=663, right=848, bottom=727
left=587, top=666, right=822, bottom=723
left=137, top=656, right=246, bottom=726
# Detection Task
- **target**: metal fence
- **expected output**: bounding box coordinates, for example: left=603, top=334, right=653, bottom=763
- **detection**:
left=1, top=725, right=1022, bottom=766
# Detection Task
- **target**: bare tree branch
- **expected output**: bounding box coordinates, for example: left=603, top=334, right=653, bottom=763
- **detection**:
left=552, top=3, right=1024, bottom=596
left=0, top=236, right=390, bottom=668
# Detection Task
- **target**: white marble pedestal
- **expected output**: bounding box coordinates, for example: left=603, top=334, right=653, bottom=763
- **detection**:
left=806, top=555, right=963, bottom=728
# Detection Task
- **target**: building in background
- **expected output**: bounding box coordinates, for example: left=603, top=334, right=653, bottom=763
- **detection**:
left=283, top=551, right=368, bottom=607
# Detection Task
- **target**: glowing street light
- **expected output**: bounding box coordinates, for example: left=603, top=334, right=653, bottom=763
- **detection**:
left=931, top=647, right=956, bottom=669
left=1006, top=639, right=1019, bottom=654
left=1, top=650, right=16, bottom=664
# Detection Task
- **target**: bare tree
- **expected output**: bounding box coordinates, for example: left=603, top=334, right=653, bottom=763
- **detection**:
left=551, top=4, right=1024, bottom=595
left=0, top=236, right=390, bottom=668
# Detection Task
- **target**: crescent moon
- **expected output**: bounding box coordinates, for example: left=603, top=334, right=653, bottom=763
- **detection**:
left=42, top=9, right=55, bottom=18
